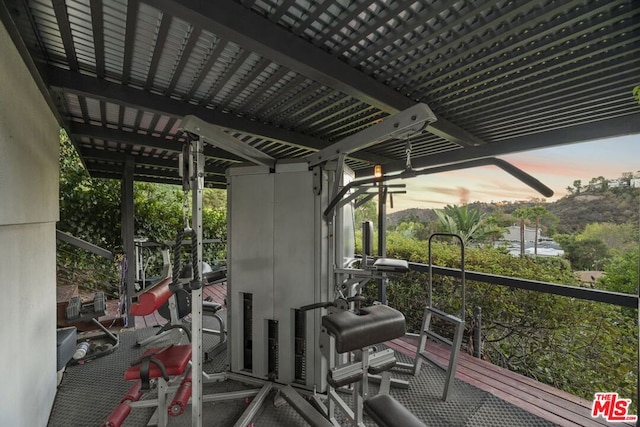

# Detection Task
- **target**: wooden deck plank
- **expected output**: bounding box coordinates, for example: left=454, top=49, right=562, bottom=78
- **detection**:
left=203, top=283, right=227, bottom=306
left=398, top=334, right=595, bottom=407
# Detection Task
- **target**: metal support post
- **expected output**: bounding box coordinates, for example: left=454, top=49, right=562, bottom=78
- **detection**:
left=191, top=138, right=205, bottom=427
left=121, top=156, right=135, bottom=327
left=377, top=185, right=387, bottom=304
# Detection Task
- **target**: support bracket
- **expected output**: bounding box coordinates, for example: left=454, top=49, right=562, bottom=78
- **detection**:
left=305, top=103, right=437, bottom=168
left=181, top=115, right=276, bottom=169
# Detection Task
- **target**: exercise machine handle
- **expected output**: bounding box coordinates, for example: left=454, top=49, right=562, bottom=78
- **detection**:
left=299, top=301, right=334, bottom=312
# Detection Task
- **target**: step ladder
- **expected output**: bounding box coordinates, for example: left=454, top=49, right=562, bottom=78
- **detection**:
left=412, top=233, right=466, bottom=401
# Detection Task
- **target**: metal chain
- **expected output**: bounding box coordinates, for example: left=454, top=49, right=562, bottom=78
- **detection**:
left=405, top=140, right=413, bottom=170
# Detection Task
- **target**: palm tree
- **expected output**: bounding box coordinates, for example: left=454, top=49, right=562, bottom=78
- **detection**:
left=435, top=205, right=489, bottom=244
left=512, top=207, right=530, bottom=257
left=512, top=206, right=550, bottom=256
left=528, top=206, right=548, bottom=255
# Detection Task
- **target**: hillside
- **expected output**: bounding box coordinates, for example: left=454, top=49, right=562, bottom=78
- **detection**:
left=547, top=190, right=640, bottom=233
left=387, top=187, right=640, bottom=235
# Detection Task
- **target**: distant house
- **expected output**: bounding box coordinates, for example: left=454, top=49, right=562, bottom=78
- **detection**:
left=525, top=247, right=564, bottom=256
left=499, top=226, right=564, bottom=257
left=608, top=179, right=622, bottom=188
left=503, top=225, right=539, bottom=242
left=631, top=178, right=640, bottom=188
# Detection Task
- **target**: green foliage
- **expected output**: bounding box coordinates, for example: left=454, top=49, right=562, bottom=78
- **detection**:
left=355, top=199, right=377, bottom=225
left=579, top=222, right=637, bottom=255
left=204, top=188, right=227, bottom=210
left=551, top=184, right=640, bottom=235
left=598, top=250, right=639, bottom=295
left=58, top=132, right=228, bottom=290
left=134, top=183, right=184, bottom=242
left=484, top=209, right=513, bottom=227
left=58, top=132, right=123, bottom=293
left=555, top=234, right=610, bottom=270
left=587, top=176, right=608, bottom=192
left=633, top=85, right=640, bottom=104
left=59, top=134, right=121, bottom=248
left=394, top=220, right=435, bottom=240
left=554, top=222, right=636, bottom=270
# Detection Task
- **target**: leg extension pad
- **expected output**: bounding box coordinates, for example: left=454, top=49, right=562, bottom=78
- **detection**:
left=364, top=394, right=426, bottom=427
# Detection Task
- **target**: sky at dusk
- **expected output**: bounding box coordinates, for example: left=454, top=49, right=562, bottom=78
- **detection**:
left=390, top=134, right=640, bottom=212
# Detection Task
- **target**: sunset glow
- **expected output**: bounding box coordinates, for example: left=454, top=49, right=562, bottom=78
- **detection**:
left=391, top=134, right=640, bottom=211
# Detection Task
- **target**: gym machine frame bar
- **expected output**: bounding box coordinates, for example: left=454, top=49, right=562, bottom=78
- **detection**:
left=189, top=136, right=205, bottom=426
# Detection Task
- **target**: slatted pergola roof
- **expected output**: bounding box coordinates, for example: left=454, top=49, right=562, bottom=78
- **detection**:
left=1, top=0, right=639, bottom=188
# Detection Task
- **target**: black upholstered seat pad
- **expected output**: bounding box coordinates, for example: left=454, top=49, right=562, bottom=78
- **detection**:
left=321, top=305, right=406, bottom=353
left=373, top=258, right=409, bottom=272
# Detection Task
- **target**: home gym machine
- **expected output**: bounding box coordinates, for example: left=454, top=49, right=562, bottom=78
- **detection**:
left=170, top=103, right=435, bottom=426
left=109, top=99, right=555, bottom=426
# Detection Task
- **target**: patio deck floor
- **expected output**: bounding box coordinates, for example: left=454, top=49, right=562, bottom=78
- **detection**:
left=48, top=282, right=630, bottom=427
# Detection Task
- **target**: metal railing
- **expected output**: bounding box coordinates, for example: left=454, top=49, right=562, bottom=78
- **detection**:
left=409, top=262, right=638, bottom=308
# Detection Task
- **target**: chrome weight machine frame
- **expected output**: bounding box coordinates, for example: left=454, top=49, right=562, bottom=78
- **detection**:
left=176, top=101, right=554, bottom=426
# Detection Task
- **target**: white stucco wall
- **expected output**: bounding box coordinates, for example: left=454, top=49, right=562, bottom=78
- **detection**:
left=0, top=20, right=60, bottom=427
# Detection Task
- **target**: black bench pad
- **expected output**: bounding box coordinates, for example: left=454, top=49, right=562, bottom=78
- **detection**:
left=364, top=394, right=426, bottom=427
left=322, top=305, right=406, bottom=353
left=327, top=369, right=364, bottom=389
left=373, top=258, right=409, bottom=273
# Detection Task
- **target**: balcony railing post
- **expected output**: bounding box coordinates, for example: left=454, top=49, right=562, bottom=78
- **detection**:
left=474, top=306, right=482, bottom=359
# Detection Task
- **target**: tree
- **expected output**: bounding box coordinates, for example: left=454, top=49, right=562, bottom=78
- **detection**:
left=512, top=207, right=529, bottom=257
left=485, top=209, right=514, bottom=228
left=587, top=176, right=607, bottom=192
left=59, top=131, right=121, bottom=248
left=621, top=171, right=634, bottom=186
left=572, top=179, right=582, bottom=194
left=434, top=205, right=486, bottom=244
left=58, top=131, right=228, bottom=289
left=555, top=234, right=610, bottom=270
left=579, top=222, right=637, bottom=254
left=597, top=176, right=607, bottom=191
left=478, top=214, right=507, bottom=243
left=528, top=206, right=550, bottom=255
left=395, top=221, right=426, bottom=240
left=203, top=188, right=227, bottom=209
left=598, top=250, right=639, bottom=295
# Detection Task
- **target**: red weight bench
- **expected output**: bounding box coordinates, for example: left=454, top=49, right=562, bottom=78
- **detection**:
left=130, top=277, right=174, bottom=317
left=130, top=277, right=192, bottom=345
left=103, top=278, right=195, bottom=427
left=130, top=276, right=225, bottom=356
left=103, top=344, right=193, bottom=427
